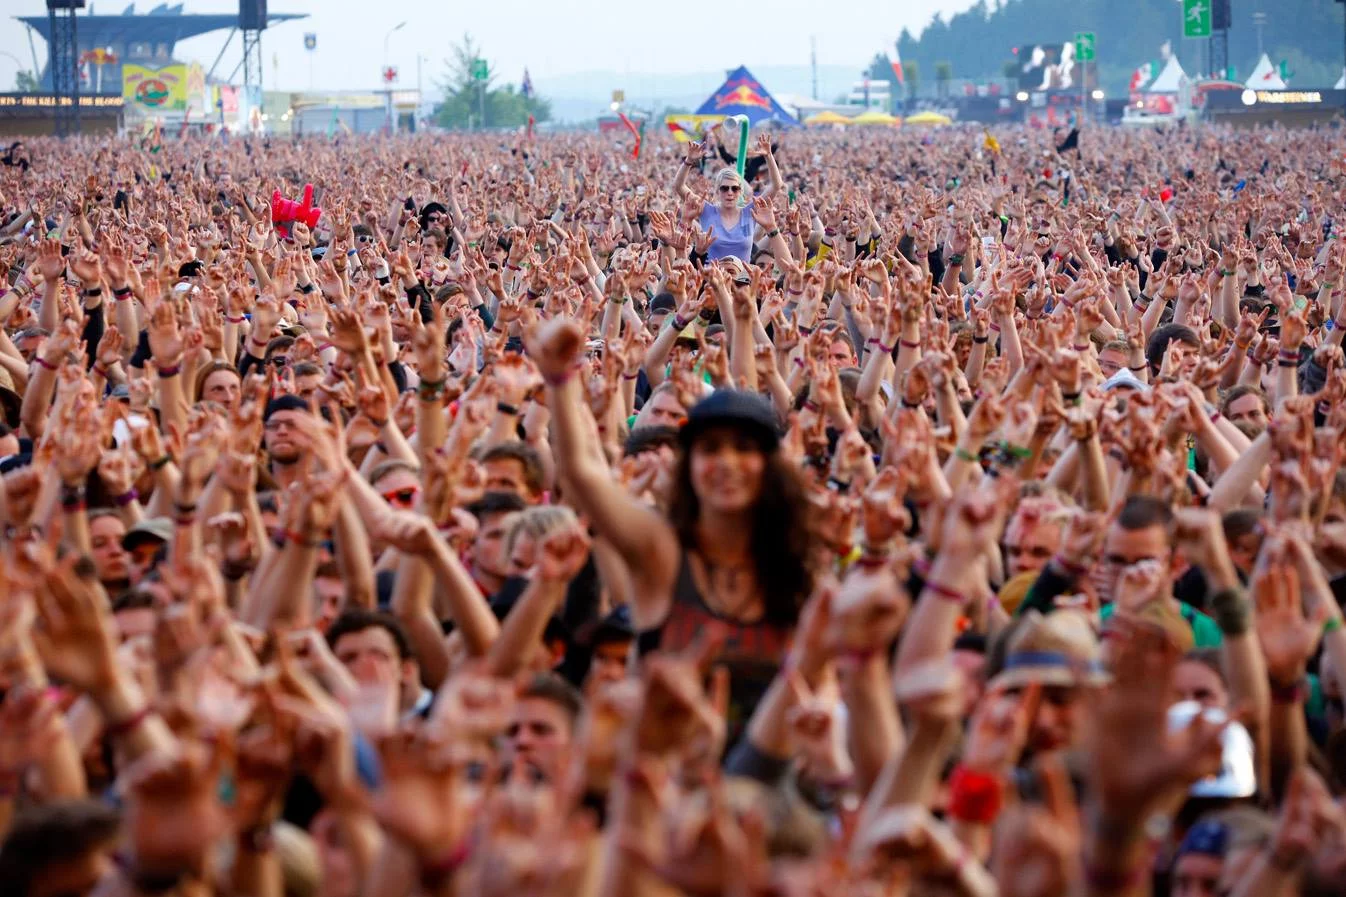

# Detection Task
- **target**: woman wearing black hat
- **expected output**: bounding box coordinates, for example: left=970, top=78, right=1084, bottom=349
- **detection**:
left=529, top=317, right=817, bottom=745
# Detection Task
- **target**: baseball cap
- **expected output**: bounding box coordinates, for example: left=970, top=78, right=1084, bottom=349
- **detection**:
left=123, top=516, right=173, bottom=551
left=679, top=390, right=780, bottom=452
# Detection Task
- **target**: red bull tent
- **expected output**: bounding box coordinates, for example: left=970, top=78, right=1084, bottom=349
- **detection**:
left=694, top=66, right=799, bottom=125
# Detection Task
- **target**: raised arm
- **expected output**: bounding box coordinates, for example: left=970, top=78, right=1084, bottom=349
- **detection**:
left=529, top=318, right=680, bottom=628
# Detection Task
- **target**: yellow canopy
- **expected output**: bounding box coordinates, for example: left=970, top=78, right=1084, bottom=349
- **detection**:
left=804, top=110, right=853, bottom=125
left=850, top=109, right=900, bottom=125
left=905, top=110, right=952, bottom=126
left=807, top=109, right=850, bottom=124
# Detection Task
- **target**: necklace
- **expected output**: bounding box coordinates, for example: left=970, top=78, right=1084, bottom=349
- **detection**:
left=695, top=552, right=760, bottom=620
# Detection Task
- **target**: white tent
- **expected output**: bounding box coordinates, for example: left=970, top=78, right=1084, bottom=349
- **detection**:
left=1146, top=56, right=1187, bottom=93
left=1246, top=54, right=1286, bottom=90
left=1336, top=67, right=1345, bottom=90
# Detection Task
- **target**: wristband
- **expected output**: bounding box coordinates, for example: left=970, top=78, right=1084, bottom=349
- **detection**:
left=946, top=765, right=1004, bottom=825
left=541, top=364, right=581, bottom=387
left=35, top=356, right=58, bottom=371
left=826, top=477, right=850, bottom=493
left=115, top=489, right=139, bottom=507
left=766, top=228, right=781, bottom=238
left=83, top=286, right=103, bottom=298
left=1207, top=587, right=1251, bottom=635
left=61, top=485, right=86, bottom=511
left=1128, top=365, right=1147, bottom=372
left=105, top=705, right=151, bottom=738
left=1269, top=677, right=1307, bottom=704
left=947, top=253, right=965, bottom=266
left=1323, top=616, right=1342, bottom=635
left=283, top=529, right=322, bottom=548
left=113, top=286, right=133, bottom=300
left=298, top=282, right=316, bottom=294
left=149, top=454, right=174, bottom=471
left=973, top=335, right=989, bottom=344
left=922, top=580, right=966, bottom=604
left=899, top=338, right=920, bottom=349
left=417, top=377, right=447, bottom=401
left=990, top=322, right=1002, bottom=332
left=496, top=401, right=520, bottom=416
left=954, top=447, right=980, bottom=463
left=156, top=363, right=181, bottom=377
left=671, top=315, right=690, bottom=331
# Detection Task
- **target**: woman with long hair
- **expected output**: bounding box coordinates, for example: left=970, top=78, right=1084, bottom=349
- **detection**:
left=529, top=316, right=816, bottom=743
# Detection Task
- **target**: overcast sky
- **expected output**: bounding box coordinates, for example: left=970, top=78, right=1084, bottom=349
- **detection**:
left=2, top=0, right=979, bottom=94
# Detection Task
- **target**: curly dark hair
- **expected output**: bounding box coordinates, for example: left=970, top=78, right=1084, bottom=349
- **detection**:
left=666, top=440, right=816, bottom=627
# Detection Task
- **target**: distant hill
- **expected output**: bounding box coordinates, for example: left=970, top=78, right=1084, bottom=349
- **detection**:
left=537, top=65, right=861, bottom=123
left=898, top=0, right=1345, bottom=94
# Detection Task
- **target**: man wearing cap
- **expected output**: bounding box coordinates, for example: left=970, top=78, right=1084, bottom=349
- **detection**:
left=121, top=517, right=173, bottom=585
left=989, top=608, right=1108, bottom=753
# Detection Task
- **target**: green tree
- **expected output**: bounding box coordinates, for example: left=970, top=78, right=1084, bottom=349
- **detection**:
left=435, top=34, right=550, bottom=130
left=902, top=61, right=920, bottom=101
left=935, top=61, right=953, bottom=98
left=892, top=0, right=1344, bottom=97
left=15, top=70, right=39, bottom=93
left=864, top=52, right=894, bottom=85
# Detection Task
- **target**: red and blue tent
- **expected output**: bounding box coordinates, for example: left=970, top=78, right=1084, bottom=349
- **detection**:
left=694, top=66, right=799, bottom=125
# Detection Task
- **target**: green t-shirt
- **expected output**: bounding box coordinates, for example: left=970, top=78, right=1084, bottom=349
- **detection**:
left=1099, top=601, right=1224, bottom=649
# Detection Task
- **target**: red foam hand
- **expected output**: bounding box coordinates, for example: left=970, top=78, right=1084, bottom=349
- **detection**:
left=271, top=183, right=322, bottom=235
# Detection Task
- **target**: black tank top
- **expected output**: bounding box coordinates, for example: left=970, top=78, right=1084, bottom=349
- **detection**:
left=636, top=554, right=792, bottom=747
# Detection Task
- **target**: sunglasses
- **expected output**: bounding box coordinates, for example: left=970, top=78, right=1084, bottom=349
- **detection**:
left=381, top=486, right=420, bottom=507
left=719, top=184, right=741, bottom=194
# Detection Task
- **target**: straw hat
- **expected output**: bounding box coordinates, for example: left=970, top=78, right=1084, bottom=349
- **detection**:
left=988, top=609, right=1109, bottom=690
left=996, top=570, right=1039, bottom=615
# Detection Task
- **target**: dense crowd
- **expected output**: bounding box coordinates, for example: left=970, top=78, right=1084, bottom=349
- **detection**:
left=0, top=118, right=1343, bottom=897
